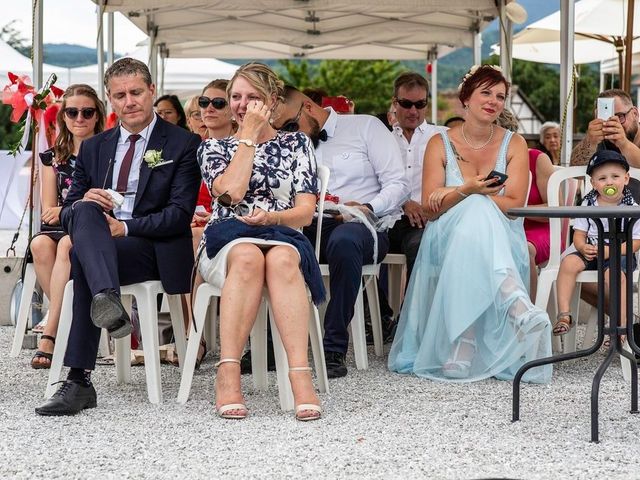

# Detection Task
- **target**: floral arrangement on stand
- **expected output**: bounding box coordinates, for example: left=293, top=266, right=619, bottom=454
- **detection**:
left=1, top=72, right=64, bottom=239
left=2, top=72, right=64, bottom=156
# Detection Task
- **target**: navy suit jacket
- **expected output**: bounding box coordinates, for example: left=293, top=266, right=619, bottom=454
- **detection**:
left=61, top=116, right=202, bottom=294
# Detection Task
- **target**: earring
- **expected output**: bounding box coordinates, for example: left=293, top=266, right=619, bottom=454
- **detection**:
left=463, top=105, right=469, bottom=110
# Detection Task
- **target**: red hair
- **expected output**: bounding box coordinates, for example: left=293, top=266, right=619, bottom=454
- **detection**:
left=458, top=65, right=510, bottom=107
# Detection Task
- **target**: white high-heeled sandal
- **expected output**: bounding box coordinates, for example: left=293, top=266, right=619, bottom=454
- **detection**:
left=442, top=337, right=476, bottom=379
left=215, top=358, right=248, bottom=419
left=289, top=367, right=322, bottom=421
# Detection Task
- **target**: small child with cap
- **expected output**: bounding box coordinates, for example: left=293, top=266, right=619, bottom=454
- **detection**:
left=555, top=150, right=640, bottom=340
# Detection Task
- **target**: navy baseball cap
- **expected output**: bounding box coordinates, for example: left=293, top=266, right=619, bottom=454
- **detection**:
left=586, top=149, right=630, bottom=176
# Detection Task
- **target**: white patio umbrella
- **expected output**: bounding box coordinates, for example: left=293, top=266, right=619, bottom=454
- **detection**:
left=493, top=0, right=638, bottom=77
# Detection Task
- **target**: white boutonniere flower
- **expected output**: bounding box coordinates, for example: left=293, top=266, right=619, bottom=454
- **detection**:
left=144, top=149, right=164, bottom=168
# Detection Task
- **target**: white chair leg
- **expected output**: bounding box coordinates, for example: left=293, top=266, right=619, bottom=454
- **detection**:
left=563, top=285, right=582, bottom=353
left=267, top=301, right=294, bottom=412
left=98, top=329, right=111, bottom=357
left=11, top=263, right=37, bottom=356
left=45, top=281, right=74, bottom=398
left=115, top=295, right=133, bottom=384
left=364, top=275, right=383, bottom=357
left=350, top=283, right=368, bottom=370
left=309, top=303, right=328, bottom=394
left=135, top=288, right=162, bottom=404
left=583, top=308, right=599, bottom=349
left=177, top=286, right=209, bottom=404
left=204, top=297, right=218, bottom=355
left=166, top=294, right=187, bottom=369
left=250, top=298, right=269, bottom=391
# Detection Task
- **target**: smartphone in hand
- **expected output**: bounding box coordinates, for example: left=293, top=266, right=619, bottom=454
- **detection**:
left=597, top=97, right=614, bottom=120
left=485, top=170, right=508, bottom=186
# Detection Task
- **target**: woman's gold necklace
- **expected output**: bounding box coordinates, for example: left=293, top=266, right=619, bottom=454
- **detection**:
left=461, top=123, right=494, bottom=150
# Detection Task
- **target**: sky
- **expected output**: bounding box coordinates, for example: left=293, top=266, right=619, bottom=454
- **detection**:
left=6, top=0, right=147, bottom=54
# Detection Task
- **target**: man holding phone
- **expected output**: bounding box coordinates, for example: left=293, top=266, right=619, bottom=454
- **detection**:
left=571, top=89, right=640, bottom=167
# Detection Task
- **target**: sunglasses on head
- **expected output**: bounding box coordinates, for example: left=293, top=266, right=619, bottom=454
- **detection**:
left=395, top=98, right=428, bottom=110
left=64, top=107, right=97, bottom=120
left=279, top=104, right=304, bottom=133
left=217, top=191, right=252, bottom=216
left=198, top=96, right=228, bottom=110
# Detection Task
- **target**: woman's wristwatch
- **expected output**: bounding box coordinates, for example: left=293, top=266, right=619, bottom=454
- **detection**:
left=238, top=139, right=256, bottom=148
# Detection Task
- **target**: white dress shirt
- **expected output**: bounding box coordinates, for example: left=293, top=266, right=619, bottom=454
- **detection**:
left=112, top=114, right=158, bottom=223
left=392, top=120, right=445, bottom=204
left=315, top=108, right=409, bottom=216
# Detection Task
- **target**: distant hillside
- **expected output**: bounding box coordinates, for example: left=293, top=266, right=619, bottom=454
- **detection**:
left=43, top=43, right=120, bottom=68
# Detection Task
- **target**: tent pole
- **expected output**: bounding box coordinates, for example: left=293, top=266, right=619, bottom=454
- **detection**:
left=429, top=48, right=438, bottom=125
left=472, top=22, right=482, bottom=65
left=560, top=0, right=575, bottom=167
left=148, top=21, right=158, bottom=87
left=107, top=12, right=115, bottom=67
left=498, top=0, right=513, bottom=85
left=32, top=0, right=43, bottom=90
left=623, top=0, right=635, bottom=92
left=96, top=0, right=105, bottom=101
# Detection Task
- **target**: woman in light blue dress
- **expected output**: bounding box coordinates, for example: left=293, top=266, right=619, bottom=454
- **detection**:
left=388, top=65, right=552, bottom=383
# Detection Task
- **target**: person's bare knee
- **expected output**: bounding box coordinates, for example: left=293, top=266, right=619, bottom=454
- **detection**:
left=227, top=244, right=265, bottom=281
left=56, top=235, right=72, bottom=259
left=527, top=242, right=537, bottom=263
left=30, top=235, right=56, bottom=262
left=265, top=246, right=300, bottom=283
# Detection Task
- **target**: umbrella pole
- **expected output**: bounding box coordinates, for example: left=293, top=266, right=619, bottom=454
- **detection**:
left=28, top=122, right=38, bottom=242
left=623, top=0, right=635, bottom=92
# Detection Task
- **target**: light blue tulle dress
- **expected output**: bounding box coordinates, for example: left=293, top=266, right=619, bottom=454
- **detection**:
left=388, top=130, right=552, bottom=383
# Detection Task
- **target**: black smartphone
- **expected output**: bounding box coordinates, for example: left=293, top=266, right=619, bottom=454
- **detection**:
left=485, top=170, right=508, bottom=186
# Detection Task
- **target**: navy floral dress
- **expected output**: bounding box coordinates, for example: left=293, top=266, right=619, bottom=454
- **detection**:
left=197, top=131, right=318, bottom=228
left=36, top=148, right=76, bottom=241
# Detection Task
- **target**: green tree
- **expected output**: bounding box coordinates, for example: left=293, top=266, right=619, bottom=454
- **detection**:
left=277, top=59, right=404, bottom=114
left=0, top=105, right=23, bottom=150
left=487, top=55, right=598, bottom=132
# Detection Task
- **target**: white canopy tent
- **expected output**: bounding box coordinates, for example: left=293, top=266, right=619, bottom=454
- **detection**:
left=495, top=0, right=639, bottom=74
left=90, top=0, right=508, bottom=124
left=66, top=46, right=239, bottom=98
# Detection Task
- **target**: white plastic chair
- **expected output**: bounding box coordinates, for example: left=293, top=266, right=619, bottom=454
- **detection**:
left=177, top=165, right=331, bottom=411
left=535, top=166, right=640, bottom=361
left=45, top=280, right=187, bottom=404
left=314, top=166, right=384, bottom=370
left=10, top=262, right=37, bottom=356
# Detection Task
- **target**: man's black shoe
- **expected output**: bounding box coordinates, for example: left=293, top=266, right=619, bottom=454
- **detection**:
left=325, top=351, right=347, bottom=378
left=35, top=381, right=97, bottom=416
left=90, top=290, right=132, bottom=339
left=240, top=347, right=276, bottom=374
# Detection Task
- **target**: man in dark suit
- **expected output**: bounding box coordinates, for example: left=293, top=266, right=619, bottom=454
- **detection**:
left=36, top=58, right=201, bottom=416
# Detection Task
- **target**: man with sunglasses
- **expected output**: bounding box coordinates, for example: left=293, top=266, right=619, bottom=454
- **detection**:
left=276, top=85, right=409, bottom=379
left=571, top=89, right=640, bottom=168
left=36, top=57, right=201, bottom=416
left=387, top=72, right=444, bottom=287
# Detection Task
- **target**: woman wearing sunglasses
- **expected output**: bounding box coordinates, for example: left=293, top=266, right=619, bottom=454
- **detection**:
left=197, top=63, right=322, bottom=421
left=29, top=84, right=106, bottom=369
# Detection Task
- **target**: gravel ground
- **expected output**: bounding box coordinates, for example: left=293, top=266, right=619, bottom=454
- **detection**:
left=1, top=324, right=640, bottom=480
left=2, top=229, right=640, bottom=479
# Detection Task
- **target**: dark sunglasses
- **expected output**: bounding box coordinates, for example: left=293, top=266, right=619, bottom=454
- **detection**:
left=395, top=98, right=428, bottom=110
left=64, top=107, right=97, bottom=120
left=217, top=191, right=252, bottom=216
left=198, top=96, right=227, bottom=110
left=279, top=104, right=304, bottom=133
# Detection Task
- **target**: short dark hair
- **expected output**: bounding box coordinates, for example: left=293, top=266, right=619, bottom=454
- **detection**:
left=393, top=72, right=429, bottom=98
left=104, top=57, right=152, bottom=91
left=154, top=94, right=187, bottom=129
left=302, top=87, right=328, bottom=106
left=597, top=89, right=633, bottom=108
